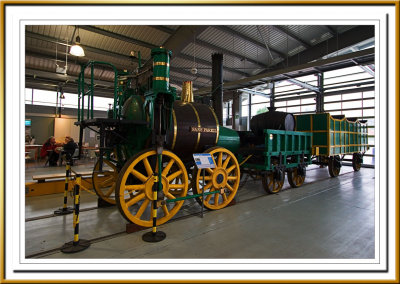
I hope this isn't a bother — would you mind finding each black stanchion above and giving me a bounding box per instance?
[61,174,91,253]
[54,161,74,215]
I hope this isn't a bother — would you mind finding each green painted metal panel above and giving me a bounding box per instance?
[216,126,240,154]
[241,130,312,172]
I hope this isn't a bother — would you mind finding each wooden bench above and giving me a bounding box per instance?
[32,171,93,183]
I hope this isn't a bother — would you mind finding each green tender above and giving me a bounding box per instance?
[243,129,312,171]
[216,126,240,153]
[295,113,369,156]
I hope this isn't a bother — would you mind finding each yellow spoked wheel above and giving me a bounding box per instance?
[193,147,240,210]
[287,167,306,188]
[115,149,188,227]
[92,159,119,205]
[262,170,285,194]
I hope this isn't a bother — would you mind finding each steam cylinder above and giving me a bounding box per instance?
[250,111,295,137]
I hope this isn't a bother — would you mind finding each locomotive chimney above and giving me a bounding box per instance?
[151,47,172,93]
[211,53,223,125]
[181,81,194,103]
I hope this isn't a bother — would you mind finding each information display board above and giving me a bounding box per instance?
[193,153,216,169]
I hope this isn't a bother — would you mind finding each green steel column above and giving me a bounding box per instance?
[113,72,118,119]
[77,72,81,121]
[90,64,94,119]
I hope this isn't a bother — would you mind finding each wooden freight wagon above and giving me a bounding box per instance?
[295,113,368,177]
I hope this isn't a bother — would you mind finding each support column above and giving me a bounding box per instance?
[211,53,223,125]
[232,93,240,130]
[247,93,252,131]
[226,101,230,126]
[316,73,324,113]
[269,82,276,111]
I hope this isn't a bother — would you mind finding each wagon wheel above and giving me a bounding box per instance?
[92,159,119,205]
[262,169,285,194]
[352,153,362,172]
[287,167,306,188]
[115,149,188,227]
[193,147,240,210]
[328,155,341,177]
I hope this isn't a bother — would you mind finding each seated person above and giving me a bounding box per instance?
[61,136,78,165]
[40,136,62,166]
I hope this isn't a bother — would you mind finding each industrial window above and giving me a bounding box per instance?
[25,88,113,111]
[244,64,375,166]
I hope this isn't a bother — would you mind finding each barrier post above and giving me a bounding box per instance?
[61,174,91,253]
[201,168,205,218]
[54,160,74,215]
[142,152,166,242]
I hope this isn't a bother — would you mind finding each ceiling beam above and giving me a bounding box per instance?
[325,25,337,35]
[212,25,286,59]
[272,26,311,49]
[26,31,141,64]
[149,25,175,34]
[177,53,248,77]
[282,25,374,69]
[195,38,269,69]
[161,26,208,57]
[25,48,130,80]
[285,77,319,93]
[79,25,158,50]
[194,47,374,95]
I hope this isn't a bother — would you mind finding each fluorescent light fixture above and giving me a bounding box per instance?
[69,35,85,57]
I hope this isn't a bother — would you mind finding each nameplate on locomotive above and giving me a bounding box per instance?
[190,126,218,133]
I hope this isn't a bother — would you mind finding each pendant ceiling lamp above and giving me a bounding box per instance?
[69,27,85,57]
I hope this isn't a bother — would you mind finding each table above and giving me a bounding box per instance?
[82,146,98,159]
[25,144,42,160]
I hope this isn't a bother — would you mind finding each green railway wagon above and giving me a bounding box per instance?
[295,113,369,177]
[241,129,312,194]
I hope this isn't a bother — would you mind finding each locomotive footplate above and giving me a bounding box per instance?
[75,118,148,170]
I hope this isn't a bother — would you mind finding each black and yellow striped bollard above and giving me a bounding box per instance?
[54,161,74,215]
[61,174,91,253]
[142,153,166,242]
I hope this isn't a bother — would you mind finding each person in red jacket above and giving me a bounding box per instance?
[40,136,62,166]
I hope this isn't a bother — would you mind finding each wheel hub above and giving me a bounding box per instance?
[144,175,169,200]
[212,168,227,188]
[216,173,224,183]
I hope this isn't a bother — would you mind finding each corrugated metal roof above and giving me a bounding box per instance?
[24,24,372,96]
[96,25,168,47]
[198,26,268,65]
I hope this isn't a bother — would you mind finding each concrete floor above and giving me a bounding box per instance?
[25,161,375,259]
